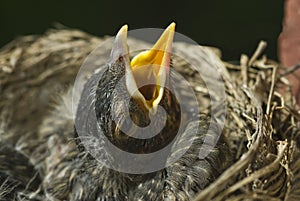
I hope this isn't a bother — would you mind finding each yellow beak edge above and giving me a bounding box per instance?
[127,23,176,114]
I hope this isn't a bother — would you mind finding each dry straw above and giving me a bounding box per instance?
[0,25,299,200]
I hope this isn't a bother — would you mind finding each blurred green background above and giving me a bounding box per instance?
[0,0,283,61]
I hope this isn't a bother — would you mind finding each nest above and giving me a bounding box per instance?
[0,26,299,201]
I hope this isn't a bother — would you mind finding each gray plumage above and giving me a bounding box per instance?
[0,36,232,201]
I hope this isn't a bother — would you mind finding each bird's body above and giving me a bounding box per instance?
[35,89,230,201]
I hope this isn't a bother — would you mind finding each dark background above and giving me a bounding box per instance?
[0,0,284,61]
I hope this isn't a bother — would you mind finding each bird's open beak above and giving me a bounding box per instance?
[111,23,175,114]
[129,23,175,114]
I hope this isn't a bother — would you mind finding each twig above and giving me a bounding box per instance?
[240,54,248,85]
[248,41,267,66]
[280,63,300,77]
[266,67,277,115]
[226,193,282,201]
[213,141,287,201]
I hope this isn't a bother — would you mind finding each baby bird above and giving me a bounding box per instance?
[1,23,232,201]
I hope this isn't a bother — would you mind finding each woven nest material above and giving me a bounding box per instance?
[0,26,299,201]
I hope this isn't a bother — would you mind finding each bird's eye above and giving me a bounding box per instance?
[118,56,123,62]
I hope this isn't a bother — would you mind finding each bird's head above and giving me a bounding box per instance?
[94,23,180,154]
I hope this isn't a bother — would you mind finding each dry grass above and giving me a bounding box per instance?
[0,26,299,200]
